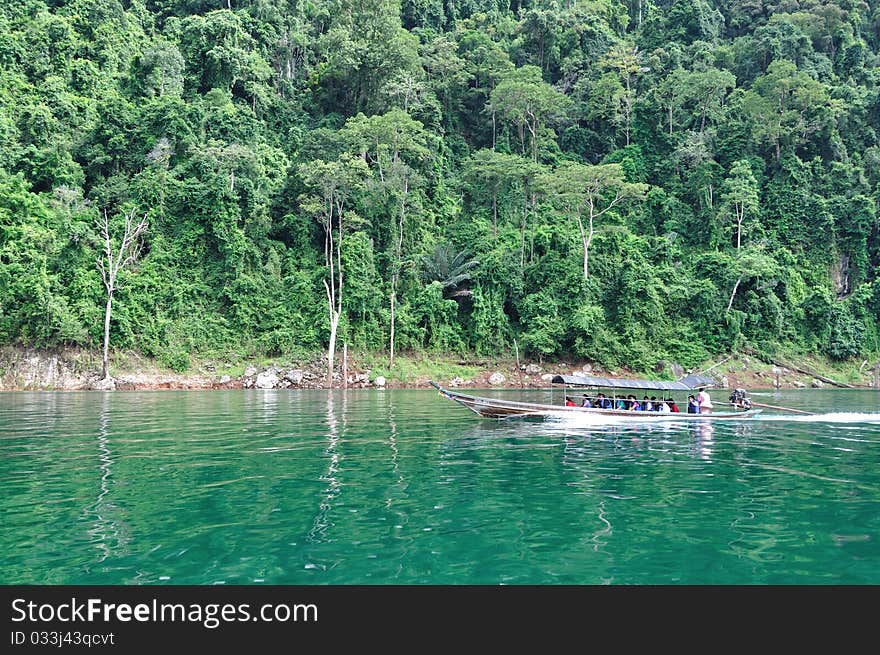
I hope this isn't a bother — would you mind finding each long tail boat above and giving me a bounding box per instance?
[429,374,761,420]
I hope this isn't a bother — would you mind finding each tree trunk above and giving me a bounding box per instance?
[389,178,407,369]
[726,276,742,313]
[529,118,538,162]
[736,207,743,249]
[586,209,594,279]
[389,288,396,369]
[528,191,536,263]
[327,309,338,388]
[492,191,498,239]
[342,342,348,389]
[575,210,589,280]
[102,292,113,379]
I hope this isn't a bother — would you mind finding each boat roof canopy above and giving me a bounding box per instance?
[550,374,716,391]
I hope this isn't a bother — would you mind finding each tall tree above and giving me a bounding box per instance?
[722,159,759,250]
[549,161,647,279]
[299,155,370,387]
[598,44,646,147]
[462,149,523,238]
[739,59,839,160]
[96,208,149,381]
[341,109,431,367]
[487,65,571,161]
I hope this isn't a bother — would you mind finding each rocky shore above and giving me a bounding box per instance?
[2,346,876,392]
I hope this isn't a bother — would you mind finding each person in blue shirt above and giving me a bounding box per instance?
[687,394,699,414]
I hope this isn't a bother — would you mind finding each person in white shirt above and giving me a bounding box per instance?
[696,387,713,414]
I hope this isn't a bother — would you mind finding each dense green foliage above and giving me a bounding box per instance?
[1,0,878,372]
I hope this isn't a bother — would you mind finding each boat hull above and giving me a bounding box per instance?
[429,382,761,420]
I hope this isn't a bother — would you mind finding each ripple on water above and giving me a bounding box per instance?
[1,389,879,584]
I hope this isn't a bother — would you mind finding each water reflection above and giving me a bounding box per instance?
[3,390,879,584]
[590,500,613,553]
[689,421,715,461]
[82,394,129,562]
[307,394,341,546]
[385,393,405,488]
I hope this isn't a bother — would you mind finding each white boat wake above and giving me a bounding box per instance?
[545,411,880,426]
[756,412,880,423]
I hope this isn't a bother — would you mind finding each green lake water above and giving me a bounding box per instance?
[1,388,879,585]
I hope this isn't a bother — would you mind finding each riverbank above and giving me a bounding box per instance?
[1,346,876,392]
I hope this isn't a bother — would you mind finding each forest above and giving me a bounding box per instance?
[1,0,879,379]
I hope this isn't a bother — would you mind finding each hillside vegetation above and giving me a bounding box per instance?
[1,0,878,378]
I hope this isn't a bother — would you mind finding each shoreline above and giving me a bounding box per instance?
[2,346,876,392]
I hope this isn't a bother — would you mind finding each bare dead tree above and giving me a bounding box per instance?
[96,208,149,380]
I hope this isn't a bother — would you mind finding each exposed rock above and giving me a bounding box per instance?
[488,371,505,385]
[540,373,554,381]
[792,380,806,388]
[219,375,231,384]
[525,364,542,375]
[720,376,729,389]
[449,377,463,388]
[244,365,257,378]
[255,370,279,389]
[0,349,90,390]
[671,362,685,378]
[284,369,304,385]
[581,363,593,373]
[811,379,824,388]
[90,376,116,391]
[374,376,386,387]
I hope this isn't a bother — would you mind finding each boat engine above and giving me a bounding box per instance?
[729,388,752,409]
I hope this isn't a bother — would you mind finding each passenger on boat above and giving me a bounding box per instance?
[630,395,642,411]
[697,387,713,414]
[596,393,612,409]
[687,395,699,413]
[667,398,680,412]
[565,397,577,407]
[615,398,627,410]
[643,396,652,411]
[658,399,670,413]
[650,396,660,411]
[581,395,592,408]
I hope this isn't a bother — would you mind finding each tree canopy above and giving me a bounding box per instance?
[1,0,877,373]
